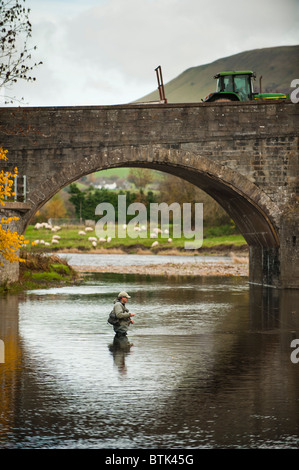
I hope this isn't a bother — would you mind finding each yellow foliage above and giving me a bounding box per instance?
[41,194,67,219]
[0,147,25,265]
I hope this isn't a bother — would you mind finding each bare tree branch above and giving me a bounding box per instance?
[0,0,42,103]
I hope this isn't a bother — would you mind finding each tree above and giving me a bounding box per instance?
[38,194,67,221]
[128,168,153,190]
[158,174,231,227]
[67,183,156,223]
[0,0,42,102]
[0,147,26,264]
[68,183,85,221]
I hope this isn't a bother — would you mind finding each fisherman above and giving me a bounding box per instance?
[112,291,135,337]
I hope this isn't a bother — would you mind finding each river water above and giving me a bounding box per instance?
[1,254,299,449]
[59,252,232,267]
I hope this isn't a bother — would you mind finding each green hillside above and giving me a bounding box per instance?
[138,45,299,103]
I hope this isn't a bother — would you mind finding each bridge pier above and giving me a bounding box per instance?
[279,213,299,289]
[0,204,30,285]
[249,246,280,288]
[249,212,299,289]
[0,256,19,285]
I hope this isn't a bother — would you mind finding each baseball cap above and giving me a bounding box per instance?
[118,291,131,299]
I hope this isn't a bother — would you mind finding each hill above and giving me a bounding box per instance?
[138,45,299,103]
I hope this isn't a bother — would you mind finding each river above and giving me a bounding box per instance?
[58,252,233,267]
[1,254,299,449]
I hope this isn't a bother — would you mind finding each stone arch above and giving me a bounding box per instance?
[22,145,280,249]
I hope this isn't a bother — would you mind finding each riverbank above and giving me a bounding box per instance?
[0,253,78,293]
[0,244,248,293]
[57,241,249,277]
[71,252,249,278]
[55,242,248,256]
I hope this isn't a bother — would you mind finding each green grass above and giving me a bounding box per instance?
[202,234,246,247]
[94,168,131,178]
[24,271,63,282]
[23,224,246,253]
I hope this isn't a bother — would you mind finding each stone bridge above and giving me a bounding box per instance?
[0,101,298,288]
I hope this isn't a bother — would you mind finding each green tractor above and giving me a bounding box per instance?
[203,70,288,102]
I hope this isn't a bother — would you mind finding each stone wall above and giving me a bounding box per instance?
[0,207,23,285]
[0,257,19,284]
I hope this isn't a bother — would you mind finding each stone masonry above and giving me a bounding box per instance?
[0,100,298,287]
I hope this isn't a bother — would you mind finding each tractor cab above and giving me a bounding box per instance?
[204,71,255,102]
[204,70,288,102]
[215,71,255,101]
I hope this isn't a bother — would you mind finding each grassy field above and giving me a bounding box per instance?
[23,224,247,254]
[94,168,131,178]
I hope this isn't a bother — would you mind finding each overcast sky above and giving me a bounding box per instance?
[4,0,299,106]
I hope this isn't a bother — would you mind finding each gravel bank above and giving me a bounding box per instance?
[72,258,249,277]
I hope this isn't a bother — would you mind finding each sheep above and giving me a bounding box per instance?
[78,230,86,236]
[35,222,54,230]
[150,233,158,238]
[52,235,61,240]
[92,241,97,247]
[151,241,159,248]
[40,223,52,230]
[52,239,59,244]
[88,237,97,242]
[85,227,93,232]
[168,238,172,243]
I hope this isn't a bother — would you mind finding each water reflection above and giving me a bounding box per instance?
[109,335,133,376]
[0,273,299,449]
